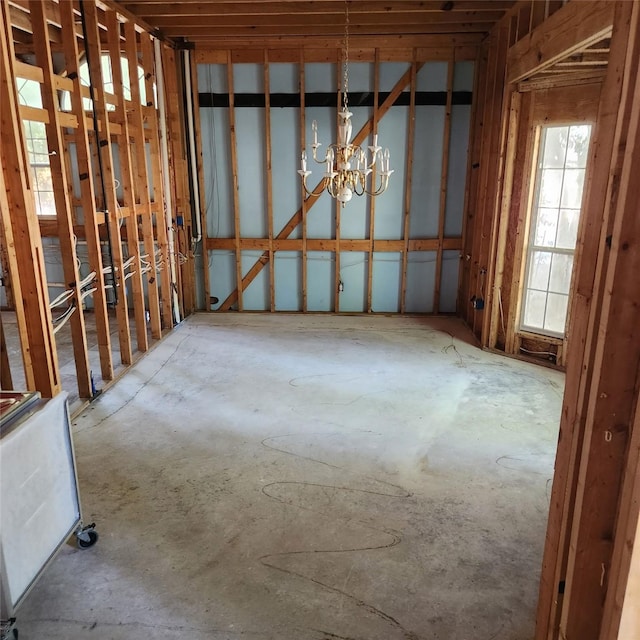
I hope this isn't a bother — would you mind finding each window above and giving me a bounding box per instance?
[520,124,592,337]
[17,78,55,217]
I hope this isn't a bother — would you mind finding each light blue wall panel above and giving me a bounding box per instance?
[410,105,445,238]
[208,251,236,310]
[416,62,448,92]
[307,251,334,311]
[275,251,302,311]
[269,63,298,93]
[342,62,373,92]
[233,64,264,93]
[445,105,471,237]
[200,107,234,237]
[339,252,367,312]
[405,251,437,313]
[198,64,227,93]
[305,107,336,239]
[235,108,267,237]
[305,63,336,92]
[379,62,410,92]
[271,108,302,239]
[453,61,475,92]
[440,250,460,313]
[242,250,269,310]
[375,106,408,239]
[371,252,402,312]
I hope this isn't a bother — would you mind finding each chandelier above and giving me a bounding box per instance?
[298,1,393,204]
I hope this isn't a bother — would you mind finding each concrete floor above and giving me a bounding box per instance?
[14,314,564,640]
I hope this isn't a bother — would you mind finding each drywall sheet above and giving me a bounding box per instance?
[445,105,472,237]
[235,107,267,237]
[339,251,367,312]
[275,251,302,311]
[241,250,269,310]
[0,393,79,615]
[375,106,408,239]
[271,107,301,239]
[371,252,402,312]
[405,251,437,313]
[410,105,445,238]
[304,107,336,239]
[208,251,236,310]
[440,250,461,313]
[306,251,334,311]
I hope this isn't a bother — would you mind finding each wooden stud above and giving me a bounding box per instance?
[30,0,92,399]
[82,0,133,366]
[265,51,275,312]
[433,55,454,314]
[536,3,636,638]
[400,55,417,314]
[366,49,380,314]
[123,21,162,341]
[141,31,174,330]
[300,51,308,312]
[105,13,149,354]
[227,51,243,311]
[0,1,60,396]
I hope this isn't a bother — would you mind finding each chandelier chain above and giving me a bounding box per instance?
[343,0,349,110]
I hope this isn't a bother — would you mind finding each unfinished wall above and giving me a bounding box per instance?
[462,1,640,639]
[194,49,474,314]
[0,1,197,403]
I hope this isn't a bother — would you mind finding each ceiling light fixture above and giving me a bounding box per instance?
[298,0,393,205]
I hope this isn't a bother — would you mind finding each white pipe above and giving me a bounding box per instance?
[183,49,202,246]
[155,38,181,324]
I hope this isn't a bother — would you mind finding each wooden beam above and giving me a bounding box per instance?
[58,0,113,382]
[0,312,13,390]
[265,52,275,312]
[30,0,92,399]
[82,0,133,365]
[123,20,162,340]
[140,30,174,329]
[0,1,59,396]
[558,1,640,637]
[535,2,637,638]
[507,0,614,83]
[366,49,380,313]
[299,52,307,312]
[106,13,149,353]
[400,56,417,314]
[433,56,454,314]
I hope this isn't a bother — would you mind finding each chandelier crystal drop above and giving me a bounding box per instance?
[298,1,393,205]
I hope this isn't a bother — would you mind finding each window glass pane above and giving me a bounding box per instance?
[561,169,586,208]
[556,208,580,250]
[539,169,563,207]
[36,191,56,217]
[34,167,53,192]
[549,253,573,294]
[534,208,558,247]
[16,78,42,108]
[545,293,569,334]
[523,289,546,329]
[529,251,551,291]
[566,125,591,168]
[541,126,568,168]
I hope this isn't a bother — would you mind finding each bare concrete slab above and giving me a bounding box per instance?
[14,314,564,640]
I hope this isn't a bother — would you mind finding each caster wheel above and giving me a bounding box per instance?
[77,530,98,549]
